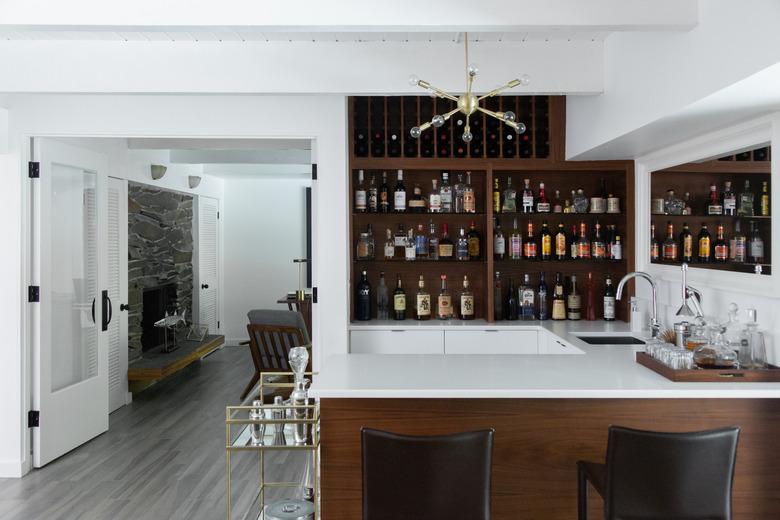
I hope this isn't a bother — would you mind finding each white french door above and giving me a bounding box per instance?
[196,196,219,334]
[107,177,129,413]
[32,138,110,467]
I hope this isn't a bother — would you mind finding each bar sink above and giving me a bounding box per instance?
[576,336,646,345]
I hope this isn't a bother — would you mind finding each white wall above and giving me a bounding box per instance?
[222,175,312,344]
[0,94,347,477]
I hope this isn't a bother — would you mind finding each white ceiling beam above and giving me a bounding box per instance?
[0,40,603,94]
[0,0,697,31]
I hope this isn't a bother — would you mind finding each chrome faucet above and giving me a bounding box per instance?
[616,271,661,338]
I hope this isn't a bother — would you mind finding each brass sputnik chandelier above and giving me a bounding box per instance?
[408,32,530,143]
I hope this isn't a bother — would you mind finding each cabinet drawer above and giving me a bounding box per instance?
[444,330,538,355]
[539,331,585,355]
[350,330,445,354]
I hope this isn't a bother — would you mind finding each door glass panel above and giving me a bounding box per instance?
[51,163,98,392]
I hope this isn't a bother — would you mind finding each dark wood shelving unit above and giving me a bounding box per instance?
[349,95,635,322]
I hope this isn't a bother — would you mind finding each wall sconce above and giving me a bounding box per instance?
[150,164,167,180]
[188,176,202,189]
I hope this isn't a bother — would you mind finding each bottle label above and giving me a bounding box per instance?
[571,242,579,259]
[493,192,501,213]
[650,243,659,260]
[439,244,454,257]
[552,300,566,320]
[761,195,770,216]
[555,234,566,256]
[415,235,427,255]
[607,197,620,214]
[589,198,605,213]
[355,190,367,210]
[494,237,506,255]
[440,189,452,210]
[733,239,746,262]
[699,238,711,257]
[541,235,552,256]
[567,294,581,320]
[509,236,521,257]
[405,246,416,261]
[577,242,590,259]
[384,244,394,258]
[460,295,474,316]
[663,243,678,260]
[521,289,534,306]
[394,191,406,210]
[394,234,406,247]
[437,295,453,318]
[751,240,764,258]
[429,194,442,212]
[611,243,623,260]
[416,294,431,316]
[603,297,616,320]
[714,244,728,261]
[463,191,476,212]
[524,242,537,258]
[408,199,426,209]
[468,237,480,257]
[368,190,377,211]
[536,202,550,213]
[682,237,693,258]
[592,243,606,259]
[380,191,389,209]
[393,294,406,312]
[707,204,723,215]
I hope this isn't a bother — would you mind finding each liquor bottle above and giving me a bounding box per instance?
[714,224,729,263]
[591,222,606,260]
[368,174,378,213]
[383,228,395,259]
[453,173,465,213]
[366,224,375,259]
[749,222,764,264]
[388,131,401,157]
[524,220,538,260]
[456,227,469,261]
[577,222,591,260]
[415,223,428,259]
[706,184,723,215]
[506,278,518,320]
[393,170,406,213]
[460,275,475,320]
[590,179,607,214]
[521,178,535,214]
[567,275,582,321]
[573,189,589,214]
[730,220,747,263]
[493,272,504,321]
[584,272,597,321]
[379,171,390,213]
[467,221,481,260]
[393,275,406,320]
[440,172,453,213]
[415,275,431,321]
[760,181,770,217]
[409,184,426,213]
[439,223,454,260]
[554,223,568,261]
[650,221,660,262]
[679,222,693,263]
[697,224,712,263]
[355,270,372,321]
[502,177,517,213]
[355,170,367,213]
[519,273,535,320]
[607,192,621,214]
[463,172,476,213]
[493,178,501,213]
[427,220,439,260]
[682,192,692,216]
[540,221,552,261]
[376,272,389,320]
[611,233,623,261]
[404,229,416,261]
[509,217,522,260]
[494,218,506,261]
[551,273,566,320]
[437,275,453,320]
[394,223,407,256]
[536,182,551,213]
[537,272,548,320]
[603,275,616,321]
[662,221,678,262]
[428,179,442,213]
[722,181,736,216]
[553,190,563,213]
[738,180,755,216]
[570,224,579,260]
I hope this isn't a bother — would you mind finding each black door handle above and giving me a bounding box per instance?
[120,303,130,312]
[91,298,96,324]
[101,290,113,331]
[201,284,209,289]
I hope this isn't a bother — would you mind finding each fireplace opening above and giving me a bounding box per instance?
[141,283,178,351]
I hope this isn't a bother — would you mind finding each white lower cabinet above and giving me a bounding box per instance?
[350,330,445,354]
[444,330,538,355]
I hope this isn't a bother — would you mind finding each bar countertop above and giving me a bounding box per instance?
[311,321,780,399]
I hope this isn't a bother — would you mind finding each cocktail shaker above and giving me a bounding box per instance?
[291,379,310,444]
[272,395,287,446]
[249,399,265,445]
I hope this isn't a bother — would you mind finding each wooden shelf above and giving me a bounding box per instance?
[657,162,771,175]
[128,335,224,384]
[651,260,771,275]
[651,214,770,220]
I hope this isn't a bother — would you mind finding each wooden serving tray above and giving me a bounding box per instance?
[636,352,780,382]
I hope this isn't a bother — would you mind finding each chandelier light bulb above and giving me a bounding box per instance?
[519,74,531,86]
[503,111,516,122]
[431,114,445,128]
[467,63,479,76]
[462,130,474,143]
[410,126,422,138]
[408,74,421,86]
[514,122,527,134]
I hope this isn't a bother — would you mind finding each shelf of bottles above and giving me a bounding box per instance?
[650,151,771,276]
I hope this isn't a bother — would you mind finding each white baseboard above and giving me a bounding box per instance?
[0,458,26,478]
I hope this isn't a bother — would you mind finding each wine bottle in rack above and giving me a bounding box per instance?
[403,96,419,158]
[518,97,533,158]
[386,97,402,157]
[419,97,435,157]
[485,97,501,158]
[754,147,769,161]
[534,96,550,158]
[370,96,385,157]
[469,111,484,158]
[354,97,369,157]
[452,112,468,158]
[436,99,453,158]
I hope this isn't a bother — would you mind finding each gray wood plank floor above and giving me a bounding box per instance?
[0,346,307,520]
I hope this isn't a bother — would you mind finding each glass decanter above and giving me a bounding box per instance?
[664,189,685,215]
[740,308,767,369]
[572,189,589,214]
[693,326,739,369]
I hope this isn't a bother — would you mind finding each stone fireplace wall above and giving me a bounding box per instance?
[128,182,194,361]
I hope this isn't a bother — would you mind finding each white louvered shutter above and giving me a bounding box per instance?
[107,178,128,412]
[198,197,219,333]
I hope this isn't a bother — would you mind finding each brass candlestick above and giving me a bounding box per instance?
[293,258,308,301]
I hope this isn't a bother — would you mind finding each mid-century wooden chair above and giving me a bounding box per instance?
[241,309,312,400]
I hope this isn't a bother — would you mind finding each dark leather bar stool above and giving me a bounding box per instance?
[362,428,494,520]
[577,425,740,520]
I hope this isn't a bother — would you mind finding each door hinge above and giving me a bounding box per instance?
[28,161,40,179]
[311,163,317,180]
[312,286,318,303]
[28,410,39,428]
[28,285,40,302]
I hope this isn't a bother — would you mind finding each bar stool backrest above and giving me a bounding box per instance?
[605,425,740,520]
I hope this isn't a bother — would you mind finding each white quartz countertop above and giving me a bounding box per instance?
[311,321,780,399]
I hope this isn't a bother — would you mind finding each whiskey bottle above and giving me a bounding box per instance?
[404,229,416,261]
[509,217,522,260]
[570,224,579,260]
[749,222,765,264]
[521,178,535,214]
[551,273,566,320]
[554,223,568,261]
[440,172,453,213]
[603,274,616,321]
[394,223,407,256]
[456,227,469,261]
[697,223,712,263]
[415,223,428,259]
[467,221,481,260]
[460,275,475,320]
[760,181,770,217]
[553,190,563,213]
[409,184,426,213]
[393,275,406,320]
[415,275,431,321]
[591,222,606,260]
[679,222,693,263]
[355,270,372,321]
[584,272,597,321]
[524,220,538,260]
[494,218,506,261]
[590,178,607,214]
[436,275,453,320]
[368,174,378,213]
[722,181,736,216]
[519,273,535,321]
[730,220,747,263]
[379,171,390,213]
[393,170,407,213]
[537,272,548,320]
[493,272,504,321]
[662,221,678,262]
[706,184,723,215]
[493,178,501,213]
[506,278,518,320]
[501,177,517,213]
[463,171,476,213]
[536,182,551,213]
[453,173,465,213]
[650,221,660,262]
[611,233,623,261]
[428,179,442,213]
[355,170,367,213]
[438,223,455,260]
[738,180,755,216]
[383,228,395,259]
[576,222,591,260]
[714,224,729,263]
[540,221,552,261]
[567,275,582,321]
[427,221,440,260]
[376,272,389,320]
